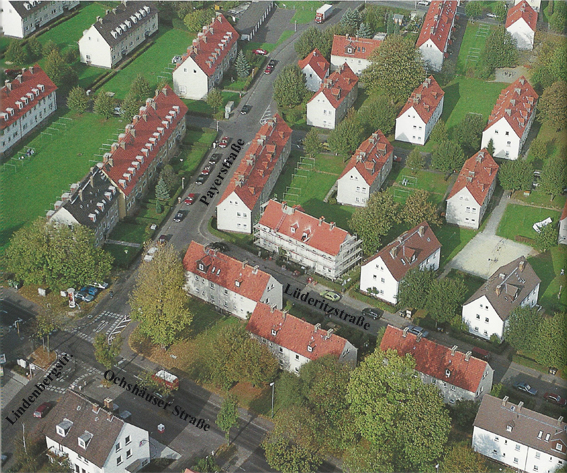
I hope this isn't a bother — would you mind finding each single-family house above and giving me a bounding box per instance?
[559,201,567,245]
[330,34,382,75]
[298,48,330,92]
[506,0,537,50]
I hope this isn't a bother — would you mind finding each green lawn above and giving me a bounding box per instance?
[436,224,478,268]
[108,223,148,244]
[455,22,496,75]
[527,245,567,312]
[391,168,451,197]
[183,92,240,117]
[512,189,567,211]
[103,243,142,269]
[497,204,561,244]
[275,1,325,24]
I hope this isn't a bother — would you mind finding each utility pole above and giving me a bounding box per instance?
[22,423,27,454]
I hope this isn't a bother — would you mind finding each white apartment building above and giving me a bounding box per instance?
[515,0,541,12]
[506,0,537,50]
[298,48,330,92]
[254,199,362,280]
[330,34,382,75]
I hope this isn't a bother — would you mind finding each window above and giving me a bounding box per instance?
[495,130,499,134]
[485,317,489,323]
[505,131,510,136]
[476,314,480,319]
[506,141,511,147]
[516,444,521,451]
[474,327,479,332]
[533,466,538,472]
[295,354,299,360]
[536,452,541,459]
[126,450,132,459]
[279,347,283,353]
[495,437,499,442]
[117,456,123,466]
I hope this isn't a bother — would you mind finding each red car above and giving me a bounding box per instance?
[201,168,211,176]
[253,49,268,55]
[34,402,50,418]
[544,393,567,407]
[219,137,229,148]
[394,155,403,163]
[264,65,274,74]
[184,193,196,205]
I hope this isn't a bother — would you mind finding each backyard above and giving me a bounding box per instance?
[497,203,561,244]
[455,21,496,75]
[528,245,567,312]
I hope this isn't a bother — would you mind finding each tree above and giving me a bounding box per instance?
[539,154,567,201]
[400,189,442,227]
[35,310,60,353]
[67,86,89,114]
[341,8,362,34]
[535,222,559,252]
[536,312,567,369]
[426,276,467,325]
[122,92,142,121]
[206,87,223,112]
[465,1,483,18]
[356,95,397,136]
[498,160,533,191]
[538,81,567,131]
[155,200,163,214]
[441,444,488,473]
[453,114,486,156]
[531,36,567,88]
[406,148,425,174]
[505,306,542,353]
[364,4,385,33]
[363,35,426,102]
[193,455,220,473]
[27,36,43,60]
[396,268,435,310]
[303,128,322,158]
[294,26,321,59]
[328,114,365,157]
[184,9,214,32]
[487,138,495,156]
[236,338,279,386]
[350,191,400,255]
[235,50,251,79]
[94,91,115,119]
[14,431,43,473]
[94,333,122,370]
[357,22,373,39]
[42,39,58,57]
[430,119,448,144]
[529,137,548,162]
[160,165,179,193]
[64,47,79,64]
[431,140,465,172]
[206,323,250,389]
[273,64,308,109]
[130,73,152,102]
[483,26,518,72]
[275,371,304,410]
[549,8,567,33]
[343,441,394,473]
[129,244,193,347]
[5,40,29,65]
[493,2,508,23]
[43,49,68,86]
[216,394,239,444]
[450,400,480,429]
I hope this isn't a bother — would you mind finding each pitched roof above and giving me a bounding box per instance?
[258,199,355,257]
[474,395,567,459]
[380,325,489,393]
[307,63,359,109]
[416,0,458,51]
[397,76,444,124]
[506,0,538,31]
[183,241,272,302]
[465,256,541,321]
[298,48,330,80]
[447,149,499,206]
[363,221,441,281]
[339,129,393,186]
[175,14,238,77]
[246,302,352,361]
[217,114,292,210]
[561,201,567,222]
[101,86,188,196]
[331,34,382,60]
[485,76,538,139]
[35,390,126,468]
[0,65,57,131]
[8,0,52,19]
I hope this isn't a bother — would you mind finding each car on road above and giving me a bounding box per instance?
[514,381,538,396]
[406,324,429,338]
[362,307,383,320]
[184,193,196,205]
[158,234,170,245]
[206,242,230,252]
[196,174,208,185]
[543,392,567,406]
[321,290,341,302]
[253,48,268,55]
[417,0,430,5]
[209,153,222,164]
[34,402,51,418]
[173,211,185,223]
[241,104,252,115]
[264,64,274,74]
[218,136,230,148]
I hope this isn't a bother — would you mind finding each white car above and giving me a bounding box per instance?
[90,282,109,290]
[486,13,497,18]
[143,246,159,262]
[417,0,430,5]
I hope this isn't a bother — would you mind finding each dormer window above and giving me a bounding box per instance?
[56,419,73,437]
[197,262,205,272]
[78,432,93,449]
[307,345,313,352]
[557,443,563,452]
[538,430,543,439]
[545,433,551,442]
[271,329,277,336]
[235,280,241,287]
[445,369,451,378]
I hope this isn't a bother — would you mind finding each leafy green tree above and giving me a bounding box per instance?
[450,400,480,430]
[529,137,549,162]
[536,312,567,368]
[184,9,214,32]
[64,47,79,64]
[540,154,567,201]
[426,276,468,325]
[535,222,559,252]
[505,306,542,353]
[498,159,533,191]
[406,148,425,173]
[356,95,397,136]
[35,310,60,353]
[531,37,567,88]
[343,441,394,473]
[303,128,322,158]
[155,200,163,214]
[386,11,394,34]
[206,323,249,389]
[493,2,508,23]
[400,189,442,227]
[236,50,250,79]
[294,26,321,59]
[364,4,385,33]
[94,333,122,370]
[487,138,495,156]
[363,35,426,102]
[27,36,43,59]
[122,92,142,121]
[273,64,308,109]
[341,8,362,34]
[67,86,89,114]
[453,113,486,156]
[328,113,365,157]
[193,455,220,473]
[397,268,435,310]
[549,8,567,33]
[350,191,400,255]
[357,22,373,39]
[5,40,29,65]
[430,119,448,144]
[159,165,179,193]
[155,177,170,201]
[483,26,518,72]
[236,338,279,387]
[130,73,152,101]
[216,394,239,444]
[431,140,465,172]
[42,39,58,57]
[206,87,223,112]
[275,371,303,410]
[465,1,483,18]
[129,244,193,347]
[94,90,115,119]
[441,444,488,473]
[538,81,567,131]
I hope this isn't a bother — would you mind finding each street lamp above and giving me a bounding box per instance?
[181,177,185,189]
[270,382,275,418]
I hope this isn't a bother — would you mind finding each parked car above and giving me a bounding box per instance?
[34,402,51,418]
[209,153,222,164]
[143,246,159,262]
[268,59,277,67]
[173,211,185,223]
[75,291,94,303]
[320,290,341,302]
[417,0,430,5]
[264,64,274,74]
[241,104,252,115]
[158,234,170,245]
[406,324,429,338]
[196,174,208,185]
[207,242,230,252]
[543,392,566,407]
[253,48,268,55]
[184,193,196,205]
[362,307,383,320]
[90,281,109,290]
[513,381,538,396]
[113,107,123,116]
[218,136,230,148]
[81,286,99,297]
[486,13,497,18]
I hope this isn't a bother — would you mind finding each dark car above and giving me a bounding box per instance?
[75,291,94,303]
[184,193,196,205]
[514,381,538,396]
[406,324,429,338]
[173,211,185,223]
[158,234,170,245]
[241,104,252,115]
[543,392,567,406]
[268,59,277,67]
[196,174,208,185]
[34,402,51,418]
[207,242,230,252]
[362,307,383,320]
[209,153,222,164]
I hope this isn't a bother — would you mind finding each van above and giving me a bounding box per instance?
[472,347,491,362]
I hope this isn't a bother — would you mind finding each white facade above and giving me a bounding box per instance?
[306,87,357,130]
[302,63,328,92]
[216,192,251,234]
[337,167,380,207]
[419,39,444,73]
[482,108,536,161]
[507,18,535,50]
[559,212,567,245]
[515,0,541,11]
[446,185,495,230]
[78,27,113,69]
[395,97,444,145]
[330,55,371,75]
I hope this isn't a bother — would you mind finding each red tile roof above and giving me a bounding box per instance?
[307,63,358,110]
[363,221,441,281]
[416,0,458,51]
[447,149,499,206]
[175,14,239,77]
[247,302,351,361]
[506,0,538,31]
[183,241,272,302]
[101,86,187,196]
[0,65,57,131]
[331,34,382,60]
[397,76,444,124]
[380,325,489,393]
[561,201,567,222]
[339,130,393,185]
[217,114,292,210]
[259,199,354,257]
[485,76,538,139]
[298,48,330,80]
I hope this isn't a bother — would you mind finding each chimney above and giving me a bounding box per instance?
[270,305,275,313]
[282,310,288,320]
[451,345,458,356]
[403,327,409,337]
[495,285,502,296]
[390,246,398,259]
[318,216,325,226]
[558,416,564,426]
[242,260,248,269]
[4,80,11,92]
[162,87,168,96]
[517,401,524,412]
[29,66,34,74]
[330,222,336,230]
[325,328,333,340]
[465,351,471,361]
[252,265,258,275]
[97,15,102,23]
[92,404,100,414]
[103,398,113,410]
[418,225,425,237]
[518,260,525,272]
[78,188,83,201]
[16,74,23,83]
[314,323,321,333]
[416,333,422,342]
[502,395,509,406]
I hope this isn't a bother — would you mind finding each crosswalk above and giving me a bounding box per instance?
[69,311,127,343]
[260,105,272,125]
[45,358,105,393]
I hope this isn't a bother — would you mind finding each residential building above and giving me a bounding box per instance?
[481,76,538,160]
[360,222,441,305]
[462,256,541,340]
[100,86,187,219]
[446,149,499,230]
[37,390,150,473]
[254,199,362,280]
[336,129,393,207]
[78,2,158,69]
[380,325,494,404]
[472,395,566,473]
[559,201,567,245]
[306,63,358,130]
[416,0,458,72]
[0,65,57,156]
[515,0,541,12]
[172,14,238,100]
[395,75,444,145]
[506,0,537,50]
[233,1,273,41]
[298,48,330,92]
[216,114,292,234]
[246,302,357,373]
[183,241,283,319]
[330,34,382,75]
[0,0,79,38]
[48,167,119,247]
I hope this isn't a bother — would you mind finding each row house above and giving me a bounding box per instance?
[446,149,499,230]
[330,34,382,75]
[246,302,357,374]
[506,0,538,50]
[473,395,566,473]
[380,325,494,404]
[183,241,283,319]
[481,76,538,160]
[416,0,458,72]
[360,221,441,305]
[216,114,292,234]
[336,129,393,207]
[462,256,541,341]
[0,0,79,38]
[173,14,238,100]
[306,63,358,130]
[36,390,150,473]
[298,48,330,92]
[559,202,567,245]
[254,199,362,280]
[0,65,57,156]
[100,86,187,219]
[47,167,120,247]
[395,75,444,145]
[79,2,158,69]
